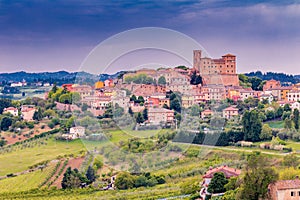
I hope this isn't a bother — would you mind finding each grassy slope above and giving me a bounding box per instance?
[0,138,85,176]
[0,162,56,193]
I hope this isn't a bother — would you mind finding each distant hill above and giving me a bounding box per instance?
[0,71,124,86]
[244,71,299,84]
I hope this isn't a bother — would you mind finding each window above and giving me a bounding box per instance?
[291,191,295,196]
[298,191,300,196]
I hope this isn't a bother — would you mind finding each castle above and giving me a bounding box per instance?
[193,50,239,86]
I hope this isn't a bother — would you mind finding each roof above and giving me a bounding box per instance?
[202,109,213,113]
[270,179,300,190]
[148,108,174,113]
[222,53,236,57]
[4,107,18,111]
[224,106,238,111]
[203,165,241,179]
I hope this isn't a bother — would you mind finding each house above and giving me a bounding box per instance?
[70,126,85,138]
[200,165,241,199]
[95,81,104,89]
[291,101,300,111]
[148,108,174,125]
[21,105,36,121]
[3,107,18,117]
[104,79,114,87]
[263,79,281,91]
[129,102,145,113]
[202,165,241,187]
[223,107,239,120]
[201,109,213,119]
[182,95,194,108]
[260,93,274,104]
[268,178,300,200]
[287,90,300,102]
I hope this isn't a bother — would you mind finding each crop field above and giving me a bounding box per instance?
[0,138,85,176]
[0,161,56,193]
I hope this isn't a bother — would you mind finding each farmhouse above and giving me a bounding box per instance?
[3,107,18,117]
[223,106,239,120]
[268,178,300,200]
[21,105,36,121]
[148,108,174,125]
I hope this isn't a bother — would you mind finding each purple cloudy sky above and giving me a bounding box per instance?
[0,0,299,74]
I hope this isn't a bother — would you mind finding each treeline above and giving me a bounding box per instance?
[245,71,298,84]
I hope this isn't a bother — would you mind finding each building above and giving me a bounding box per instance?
[95,81,104,89]
[268,179,300,200]
[263,79,281,91]
[223,106,239,119]
[288,90,300,102]
[201,109,213,119]
[201,85,226,101]
[200,165,241,199]
[148,108,174,125]
[202,165,241,186]
[21,105,36,121]
[182,95,194,108]
[70,126,85,138]
[72,84,93,99]
[166,84,193,95]
[104,79,114,87]
[260,93,274,104]
[193,50,239,86]
[3,107,18,117]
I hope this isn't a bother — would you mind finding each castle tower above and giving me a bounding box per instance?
[193,50,202,72]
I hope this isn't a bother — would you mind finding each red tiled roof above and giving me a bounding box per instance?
[270,179,300,190]
[224,106,238,111]
[222,53,236,57]
[203,166,241,179]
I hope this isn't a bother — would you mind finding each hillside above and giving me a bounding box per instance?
[0,71,124,85]
[245,71,299,84]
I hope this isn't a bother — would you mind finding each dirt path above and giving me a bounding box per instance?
[51,157,85,188]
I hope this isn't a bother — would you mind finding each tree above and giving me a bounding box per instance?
[158,76,166,85]
[86,166,96,184]
[190,71,202,85]
[136,112,144,124]
[61,167,88,189]
[282,154,300,169]
[33,107,43,121]
[170,93,181,113]
[128,107,134,116]
[284,118,294,129]
[59,93,71,104]
[71,92,81,104]
[237,152,278,200]
[81,103,89,112]
[0,139,7,147]
[249,77,264,91]
[0,116,12,131]
[207,172,228,193]
[0,99,12,114]
[293,109,299,130]
[137,96,144,104]
[190,104,201,116]
[115,172,135,190]
[260,124,272,140]
[242,110,262,142]
[283,104,292,112]
[143,108,148,121]
[130,95,137,102]
[275,106,284,118]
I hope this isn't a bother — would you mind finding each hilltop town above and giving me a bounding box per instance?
[0,50,300,200]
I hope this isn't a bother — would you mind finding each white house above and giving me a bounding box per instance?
[3,107,18,117]
[70,126,85,138]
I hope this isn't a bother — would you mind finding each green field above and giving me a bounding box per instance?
[0,138,85,176]
[0,162,56,193]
